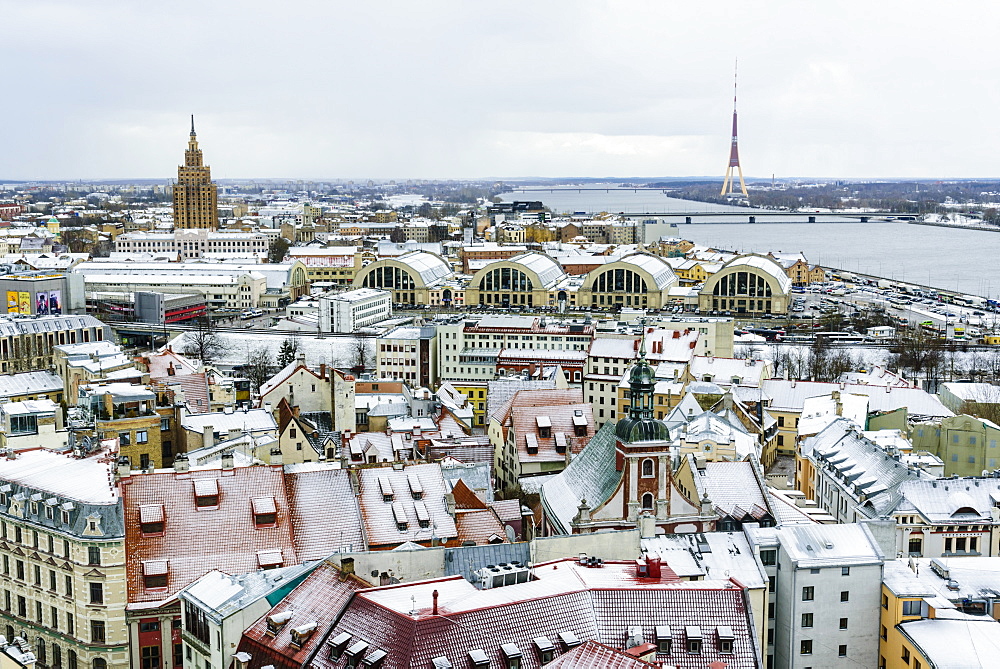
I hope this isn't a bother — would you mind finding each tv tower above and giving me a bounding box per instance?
[720,60,749,198]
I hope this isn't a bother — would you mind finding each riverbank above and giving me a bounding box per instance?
[909,220,1000,233]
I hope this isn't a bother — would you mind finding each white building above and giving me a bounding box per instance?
[319,288,392,333]
[748,523,886,669]
[114,229,269,260]
[375,325,438,387]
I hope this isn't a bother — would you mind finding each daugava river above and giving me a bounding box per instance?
[498,187,998,300]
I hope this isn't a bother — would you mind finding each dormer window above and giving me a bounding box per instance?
[142,560,168,590]
[500,643,523,669]
[344,640,369,669]
[251,497,277,527]
[686,626,702,654]
[717,626,735,654]
[655,626,672,653]
[414,501,430,529]
[378,476,394,503]
[327,632,352,659]
[193,479,220,509]
[257,548,283,570]
[468,650,489,669]
[391,502,408,531]
[139,505,165,536]
[265,611,292,636]
[407,474,423,500]
[533,637,554,664]
[525,434,539,455]
[573,410,587,437]
[536,416,551,439]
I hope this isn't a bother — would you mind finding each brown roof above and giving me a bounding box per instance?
[284,465,366,558]
[455,508,507,545]
[123,466,298,609]
[357,463,457,549]
[510,402,594,463]
[237,561,369,669]
[546,640,659,668]
[450,478,486,510]
[494,388,584,426]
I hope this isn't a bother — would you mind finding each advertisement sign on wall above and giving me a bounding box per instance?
[17,292,30,315]
[48,290,61,316]
[6,291,16,314]
[35,292,49,315]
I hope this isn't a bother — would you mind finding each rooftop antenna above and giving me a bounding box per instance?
[720,59,749,199]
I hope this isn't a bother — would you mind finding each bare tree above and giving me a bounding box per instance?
[243,346,276,394]
[183,318,223,365]
[351,338,374,373]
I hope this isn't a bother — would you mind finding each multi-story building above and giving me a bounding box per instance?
[0,449,128,669]
[748,523,886,669]
[910,413,1000,476]
[0,315,111,375]
[438,315,594,384]
[113,229,268,260]
[78,383,169,470]
[172,117,219,230]
[318,288,392,333]
[286,246,361,284]
[879,558,1000,669]
[376,325,438,388]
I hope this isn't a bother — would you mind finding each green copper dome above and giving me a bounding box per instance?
[615,333,670,444]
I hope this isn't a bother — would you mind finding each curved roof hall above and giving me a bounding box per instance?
[475,252,565,290]
[715,255,792,293]
[360,251,452,287]
[590,253,677,290]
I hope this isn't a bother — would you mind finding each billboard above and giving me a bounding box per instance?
[35,292,49,315]
[17,292,29,315]
[6,291,16,314]
[48,290,62,316]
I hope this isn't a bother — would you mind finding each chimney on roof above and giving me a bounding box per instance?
[173,452,189,474]
[339,557,355,580]
[319,363,326,379]
[672,330,680,339]
[432,589,439,615]
[269,447,283,467]
[221,449,234,471]
[203,424,214,450]
[116,456,131,480]
[445,492,456,517]
[647,555,662,578]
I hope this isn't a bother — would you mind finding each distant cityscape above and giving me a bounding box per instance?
[0,118,998,669]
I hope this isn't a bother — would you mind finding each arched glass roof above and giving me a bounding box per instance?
[718,255,792,293]
[609,253,677,290]
[391,251,452,287]
[506,252,565,289]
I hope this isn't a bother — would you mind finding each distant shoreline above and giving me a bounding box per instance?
[909,220,1000,233]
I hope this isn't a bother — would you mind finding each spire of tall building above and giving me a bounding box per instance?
[173,116,219,230]
[720,60,749,199]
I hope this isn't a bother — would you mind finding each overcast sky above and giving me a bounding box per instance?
[4,0,999,180]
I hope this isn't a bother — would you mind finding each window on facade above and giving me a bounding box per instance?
[902,647,910,662]
[760,549,776,566]
[91,620,106,643]
[840,591,850,602]
[87,547,100,566]
[839,618,848,630]
[839,645,847,657]
[801,613,813,628]
[141,645,160,669]
[802,586,814,601]
[902,600,922,616]
[89,582,103,605]
[800,640,812,655]
[10,415,37,435]
[641,459,654,478]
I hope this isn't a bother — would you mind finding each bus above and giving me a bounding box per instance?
[953,326,966,341]
[813,332,868,345]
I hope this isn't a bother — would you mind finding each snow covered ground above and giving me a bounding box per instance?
[170,331,366,369]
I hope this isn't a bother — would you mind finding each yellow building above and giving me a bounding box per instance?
[0,450,128,669]
[451,381,487,428]
[879,561,1000,669]
[172,116,219,230]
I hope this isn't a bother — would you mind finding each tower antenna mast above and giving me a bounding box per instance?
[720,59,749,198]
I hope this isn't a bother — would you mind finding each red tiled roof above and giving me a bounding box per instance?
[510,402,594,463]
[155,371,211,412]
[237,561,368,669]
[546,640,658,668]
[454,508,506,546]
[284,465,365,558]
[309,560,757,669]
[451,479,486,511]
[123,466,297,609]
[491,499,522,523]
[357,464,457,549]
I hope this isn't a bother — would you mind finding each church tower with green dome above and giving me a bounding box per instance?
[615,338,670,444]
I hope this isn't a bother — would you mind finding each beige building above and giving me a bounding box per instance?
[578,253,677,310]
[172,117,218,230]
[698,254,792,315]
[353,251,453,306]
[466,252,566,309]
[0,450,128,669]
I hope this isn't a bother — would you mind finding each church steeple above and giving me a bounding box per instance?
[190,114,196,136]
[615,329,670,443]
